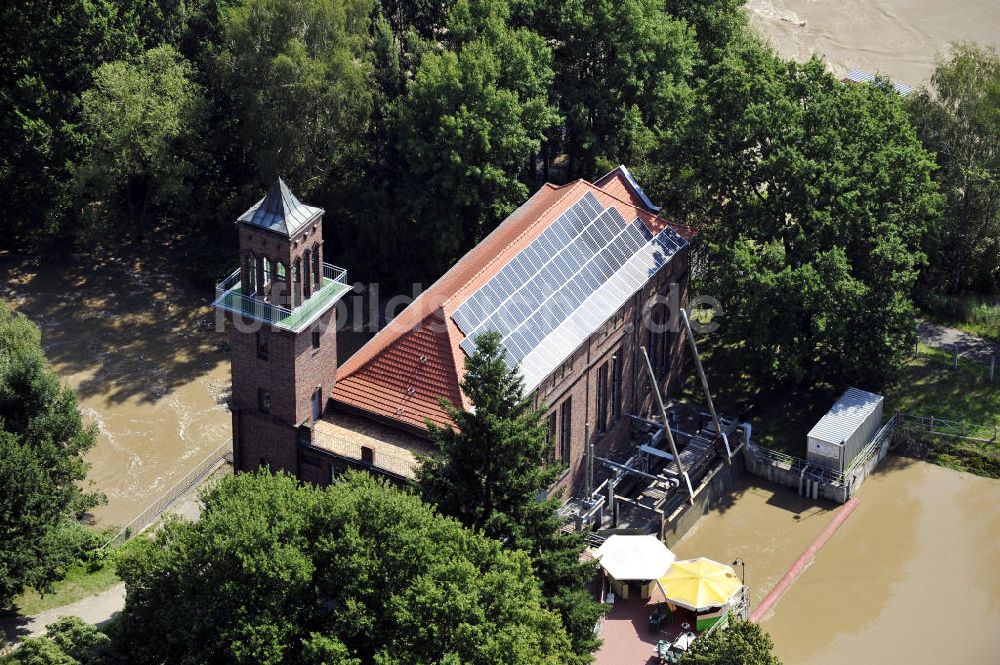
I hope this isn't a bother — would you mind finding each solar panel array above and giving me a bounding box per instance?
[452,191,688,377]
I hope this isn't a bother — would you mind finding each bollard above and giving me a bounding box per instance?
[954,352,958,369]
[991,356,996,382]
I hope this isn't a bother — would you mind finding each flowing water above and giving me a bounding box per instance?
[2,256,232,527]
[673,458,1000,664]
[747,0,1000,88]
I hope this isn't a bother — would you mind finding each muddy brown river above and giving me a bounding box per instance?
[748,0,1000,87]
[675,458,1000,664]
[2,257,232,527]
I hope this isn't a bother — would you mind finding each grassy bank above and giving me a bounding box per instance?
[920,293,1000,343]
[885,346,1000,425]
[893,428,1000,479]
[10,560,120,616]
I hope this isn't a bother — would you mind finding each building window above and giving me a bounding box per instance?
[659,328,673,375]
[646,304,657,368]
[312,330,321,350]
[611,352,623,419]
[547,412,557,461]
[596,362,609,433]
[560,398,572,463]
[312,245,321,284]
[258,388,271,414]
[256,331,268,360]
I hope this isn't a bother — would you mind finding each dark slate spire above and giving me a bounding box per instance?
[237,178,323,236]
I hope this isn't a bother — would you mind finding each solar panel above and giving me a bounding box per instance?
[454,192,688,382]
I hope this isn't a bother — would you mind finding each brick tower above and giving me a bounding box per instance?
[213,178,349,476]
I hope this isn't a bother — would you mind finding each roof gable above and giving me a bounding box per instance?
[237,178,323,237]
[332,167,696,433]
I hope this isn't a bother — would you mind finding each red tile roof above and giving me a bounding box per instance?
[331,167,697,435]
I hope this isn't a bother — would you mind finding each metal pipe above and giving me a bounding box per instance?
[678,308,727,463]
[641,346,694,503]
[594,456,669,482]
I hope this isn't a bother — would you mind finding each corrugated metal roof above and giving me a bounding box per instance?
[237,178,323,237]
[843,69,913,96]
[807,387,884,446]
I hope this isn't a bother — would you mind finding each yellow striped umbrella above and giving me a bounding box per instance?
[652,557,742,611]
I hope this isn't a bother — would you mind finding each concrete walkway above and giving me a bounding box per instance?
[1,465,229,649]
[2,584,126,644]
[916,320,1000,365]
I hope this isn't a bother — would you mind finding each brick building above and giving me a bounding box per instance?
[215,166,697,496]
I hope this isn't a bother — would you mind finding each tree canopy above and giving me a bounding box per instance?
[680,620,782,665]
[109,470,575,665]
[417,332,605,661]
[0,0,988,389]
[395,0,559,277]
[908,42,1000,293]
[0,302,100,608]
[74,44,206,242]
[652,40,942,388]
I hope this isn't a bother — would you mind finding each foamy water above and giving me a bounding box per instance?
[3,258,232,527]
[747,0,1000,88]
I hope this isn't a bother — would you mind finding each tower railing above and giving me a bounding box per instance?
[214,262,348,331]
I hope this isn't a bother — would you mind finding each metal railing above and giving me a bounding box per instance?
[899,414,999,444]
[843,414,898,476]
[100,443,232,550]
[745,443,847,485]
[213,263,348,330]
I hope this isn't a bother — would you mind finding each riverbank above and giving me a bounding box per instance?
[1,254,232,527]
[1,463,231,648]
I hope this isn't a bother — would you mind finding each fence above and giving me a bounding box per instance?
[899,414,999,444]
[100,443,232,550]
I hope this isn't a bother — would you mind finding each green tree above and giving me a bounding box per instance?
[73,45,206,243]
[417,332,605,661]
[518,0,697,180]
[113,471,575,665]
[654,41,941,388]
[215,0,375,197]
[664,0,748,67]
[0,303,100,608]
[395,0,559,280]
[908,42,1000,293]
[2,617,112,665]
[0,0,218,252]
[680,621,782,665]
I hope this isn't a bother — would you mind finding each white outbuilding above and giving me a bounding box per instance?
[807,387,884,473]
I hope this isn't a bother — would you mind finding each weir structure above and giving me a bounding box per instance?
[562,308,746,545]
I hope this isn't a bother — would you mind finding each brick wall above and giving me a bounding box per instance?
[226,302,339,476]
[231,408,300,474]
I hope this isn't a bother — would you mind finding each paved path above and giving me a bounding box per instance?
[916,320,1000,365]
[1,584,126,645]
[1,465,229,649]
